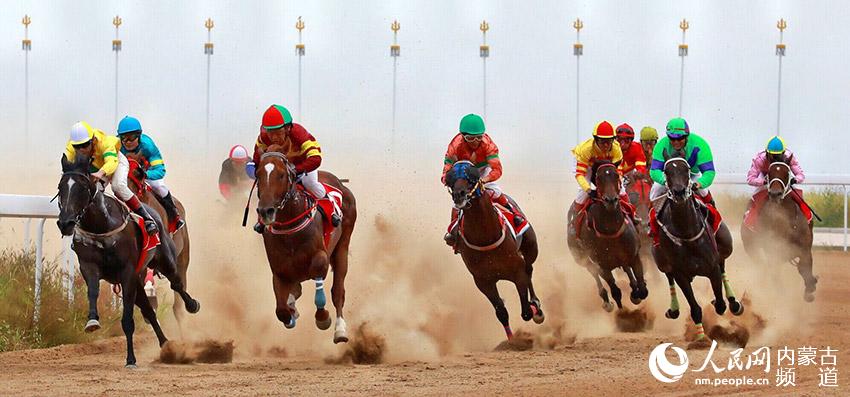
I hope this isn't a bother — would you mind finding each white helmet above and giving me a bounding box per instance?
[69,122,94,145]
[229,145,249,160]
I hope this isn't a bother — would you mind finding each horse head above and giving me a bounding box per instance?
[445,161,482,209]
[767,160,792,202]
[57,154,96,236]
[662,148,692,203]
[256,145,297,224]
[592,160,621,210]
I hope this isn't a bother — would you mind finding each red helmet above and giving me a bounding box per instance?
[592,121,616,138]
[616,123,635,138]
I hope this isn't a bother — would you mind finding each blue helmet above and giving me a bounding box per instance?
[766,136,786,154]
[117,116,142,135]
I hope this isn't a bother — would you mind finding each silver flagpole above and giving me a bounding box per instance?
[775,19,787,135]
[390,20,400,139]
[112,16,122,127]
[295,17,305,122]
[205,18,215,154]
[677,19,689,117]
[573,18,583,146]
[479,20,489,121]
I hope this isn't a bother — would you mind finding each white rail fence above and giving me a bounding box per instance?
[710,174,849,251]
[0,194,77,322]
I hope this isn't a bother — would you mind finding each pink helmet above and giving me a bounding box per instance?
[229,145,249,161]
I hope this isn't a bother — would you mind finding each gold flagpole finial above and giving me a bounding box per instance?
[296,16,305,32]
[22,15,31,27]
[205,18,215,31]
[480,20,489,33]
[777,18,787,32]
[391,20,400,32]
[573,18,583,31]
[113,15,122,27]
[680,18,689,32]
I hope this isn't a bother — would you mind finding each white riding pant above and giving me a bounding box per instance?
[300,170,326,198]
[145,178,171,198]
[649,174,709,201]
[479,166,502,198]
[575,175,626,205]
[108,152,134,202]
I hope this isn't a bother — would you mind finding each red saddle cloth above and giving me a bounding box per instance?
[314,183,344,249]
[572,197,635,240]
[648,197,722,247]
[743,189,813,231]
[132,216,160,273]
[493,203,530,238]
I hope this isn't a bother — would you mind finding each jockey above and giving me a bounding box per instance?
[648,117,716,206]
[441,113,524,247]
[219,145,252,201]
[639,126,658,180]
[569,120,636,222]
[64,121,160,247]
[116,116,184,233]
[615,123,647,187]
[743,136,810,229]
[248,104,340,233]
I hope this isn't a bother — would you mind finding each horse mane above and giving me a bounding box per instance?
[591,160,614,175]
[61,153,92,174]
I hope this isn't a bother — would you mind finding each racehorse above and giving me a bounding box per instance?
[627,173,653,257]
[444,161,544,340]
[651,150,743,345]
[255,147,356,343]
[567,161,648,312]
[741,161,817,301]
[127,158,192,329]
[56,154,199,367]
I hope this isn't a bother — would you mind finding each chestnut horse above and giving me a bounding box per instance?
[651,151,742,346]
[741,161,817,301]
[444,161,544,340]
[255,148,356,343]
[127,158,192,329]
[56,155,199,367]
[568,161,648,312]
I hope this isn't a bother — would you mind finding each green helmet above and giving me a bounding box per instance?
[665,117,690,139]
[640,126,658,141]
[459,114,486,135]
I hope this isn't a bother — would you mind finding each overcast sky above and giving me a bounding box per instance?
[1,0,846,180]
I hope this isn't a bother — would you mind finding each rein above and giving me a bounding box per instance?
[587,163,628,239]
[258,151,319,234]
[658,157,708,246]
[767,161,793,199]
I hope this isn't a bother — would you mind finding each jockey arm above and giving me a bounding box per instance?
[693,140,716,189]
[746,152,767,187]
[648,138,668,185]
[139,135,166,180]
[787,151,805,184]
[441,135,462,184]
[289,125,322,174]
[572,141,594,192]
[480,140,502,183]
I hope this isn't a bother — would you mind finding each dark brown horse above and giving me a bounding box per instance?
[741,161,817,301]
[444,161,544,340]
[627,175,653,258]
[568,161,648,312]
[255,148,356,343]
[127,158,192,329]
[56,155,199,367]
[651,152,742,346]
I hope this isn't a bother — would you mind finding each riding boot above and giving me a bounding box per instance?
[444,208,460,253]
[322,193,342,227]
[126,195,158,235]
[494,194,524,227]
[156,192,185,233]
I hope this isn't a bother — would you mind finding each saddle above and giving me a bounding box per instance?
[448,204,530,251]
[571,198,635,240]
[311,183,344,249]
[648,196,722,247]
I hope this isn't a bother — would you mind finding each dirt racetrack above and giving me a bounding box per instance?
[1,249,847,396]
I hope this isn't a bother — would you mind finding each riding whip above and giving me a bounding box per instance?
[242,179,258,227]
[791,189,823,222]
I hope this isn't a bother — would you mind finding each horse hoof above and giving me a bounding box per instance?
[284,318,297,329]
[602,302,614,312]
[730,300,744,315]
[316,317,332,330]
[125,364,138,369]
[531,302,545,324]
[334,333,349,344]
[665,309,679,319]
[84,319,101,333]
[804,293,815,303]
[185,299,200,314]
[630,296,642,305]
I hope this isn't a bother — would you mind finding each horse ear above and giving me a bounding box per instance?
[467,166,481,181]
[61,154,71,172]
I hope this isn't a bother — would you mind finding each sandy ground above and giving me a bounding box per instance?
[1,162,848,396]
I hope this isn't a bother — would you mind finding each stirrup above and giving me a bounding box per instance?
[331,213,342,227]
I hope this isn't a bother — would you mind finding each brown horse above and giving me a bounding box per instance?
[444,161,544,340]
[127,158,192,330]
[255,148,356,343]
[568,161,648,312]
[627,174,654,258]
[56,154,199,367]
[741,161,817,301]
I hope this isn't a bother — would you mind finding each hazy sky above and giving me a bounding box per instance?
[1,0,847,181]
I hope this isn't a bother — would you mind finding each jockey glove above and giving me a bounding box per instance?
[245,162,256,180]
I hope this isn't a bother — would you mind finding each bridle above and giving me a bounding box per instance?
[658,157,708,246]
[663,158,693,202]
[58,171,100,227]
[258,151,317,234]
[767,161,793,199]
[260,152,300,211]
[447,161,484,209]
[585,163,629,239]
[449,160,507,251]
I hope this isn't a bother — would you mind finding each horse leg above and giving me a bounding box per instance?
[474,278,512,340]
[308,252,332,331]
[156,255,200,315]
[718,260,744,315]
[330,245,350,344]
[80,263,102,332]
[172,246,190,338]
[797,250,818,302]
[633,255,649,300]
[674,275,707,342]
[708,266,727,315]
[623,265,642,305]
[133,278,168,346]
[120,278,138,368]
[587,265,613,312]
[664,273,680,319]
[513,264,533,322]
[599,269,623,310]
[520,230,543,323]
[273,276,298,329]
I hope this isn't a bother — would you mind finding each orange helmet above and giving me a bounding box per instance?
[593,121,616,138]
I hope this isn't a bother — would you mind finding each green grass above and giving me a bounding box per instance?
[0,249,124,352]
[715,188,846,227]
